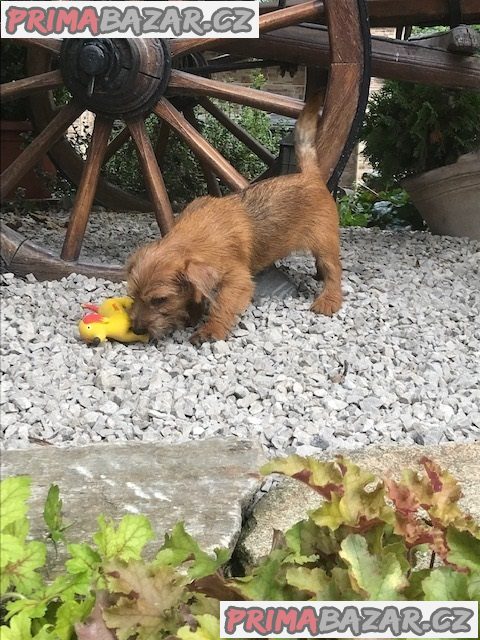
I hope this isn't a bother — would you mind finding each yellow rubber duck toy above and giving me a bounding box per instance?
[78,296,149,346]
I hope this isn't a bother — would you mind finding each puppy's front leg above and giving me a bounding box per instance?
[190,266,254,344]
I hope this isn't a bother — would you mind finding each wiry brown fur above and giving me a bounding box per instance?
[126,93,342,343]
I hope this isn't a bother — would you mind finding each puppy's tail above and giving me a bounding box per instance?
[294,92,323,174]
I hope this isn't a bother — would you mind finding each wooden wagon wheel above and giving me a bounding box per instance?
[0,0,371,282]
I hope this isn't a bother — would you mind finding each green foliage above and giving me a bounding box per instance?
[361,79,480,182]
[44,485,71,546]
[103,73,284,208]
[338,183,426,230]
[2,455,479,639]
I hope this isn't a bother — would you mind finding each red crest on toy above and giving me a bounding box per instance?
[82,312,104,324]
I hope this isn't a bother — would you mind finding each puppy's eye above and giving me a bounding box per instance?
[150,296,168,307]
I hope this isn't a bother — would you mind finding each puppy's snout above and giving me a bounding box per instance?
[132,320,146,336]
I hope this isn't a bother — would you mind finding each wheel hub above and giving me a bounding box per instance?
[78,41,112,77]
[60,39,171,119]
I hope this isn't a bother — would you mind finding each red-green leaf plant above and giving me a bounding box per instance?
[1,455,479,639]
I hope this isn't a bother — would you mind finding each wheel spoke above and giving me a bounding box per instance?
[0,70,64,102]
[199,97,276,167]
[154,98,249,192]
[127,119,174,235]
[104,126,131,163]
[61,117,113,262]
[17,38,62,55]
[0,102,83,201]
[168,70,303,118]
[183,107,222,197]
[170,0,322,57]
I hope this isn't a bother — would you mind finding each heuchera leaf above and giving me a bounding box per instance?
[467,572,480,602]
[1,533,24,570]
[0,611,34,640]
[66,543,101,576]
[0,476,31,532]
[285,566,329,598]
[155,522,230,580]
[422,566,470,600]
[404,569,431,600]
[5,598,47,621]
[2,540,46,596]
[389,458,479,535]
[75,591,116,640]
[44,574,89,602]
[386,459,480,562]
[284,519,338,564]
[339,534,408,599]
[189,574,247,602]
[447,527,480,571]
[177,614,220,640]
[103,560,185,640]
[446,527,480,572]
[261,456,344,499]
[55,596,96,640]
[93,515,154,562]
[232,549,305,599]
[310,462,392,532]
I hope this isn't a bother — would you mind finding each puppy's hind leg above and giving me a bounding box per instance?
[190,265,254,343]
[309,231,343,316]
[314,258,325,281]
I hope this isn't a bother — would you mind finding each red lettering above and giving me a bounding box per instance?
[46,8,55,33]
[296,607,319,635]
[6,7,28,34]
[26,9,48,35]
[225,608,246,635]
[77,7,99,35]
[54,8,79,34]
[245,609,268,634]
[274,608,300,634]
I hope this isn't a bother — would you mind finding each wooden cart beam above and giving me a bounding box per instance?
[0,222,125,282]
[220,26,480,91]
[260,0,480,28]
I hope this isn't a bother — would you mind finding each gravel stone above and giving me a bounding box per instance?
[100,401,119,415]
[1,219,479,454]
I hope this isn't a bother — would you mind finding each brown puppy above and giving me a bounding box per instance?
[126,94,342,343]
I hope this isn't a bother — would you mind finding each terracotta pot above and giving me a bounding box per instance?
[403,151,480,240]
[0,120,57,200]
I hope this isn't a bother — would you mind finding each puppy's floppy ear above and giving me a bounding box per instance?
[125,253,137,276]
[183,260,220,303]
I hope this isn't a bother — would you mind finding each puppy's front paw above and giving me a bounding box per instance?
[189,324,228,345]
[310,293,342,316]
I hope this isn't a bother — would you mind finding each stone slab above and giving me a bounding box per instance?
[238,442,480,566]
[1,437,265,571]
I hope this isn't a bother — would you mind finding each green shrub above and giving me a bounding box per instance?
[338,183,425,230]
[2,455,479,638]
[361,80,480,182]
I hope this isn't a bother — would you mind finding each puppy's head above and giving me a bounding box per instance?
[126,241,219,339]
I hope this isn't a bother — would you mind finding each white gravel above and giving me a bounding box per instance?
[1,213,479,454]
